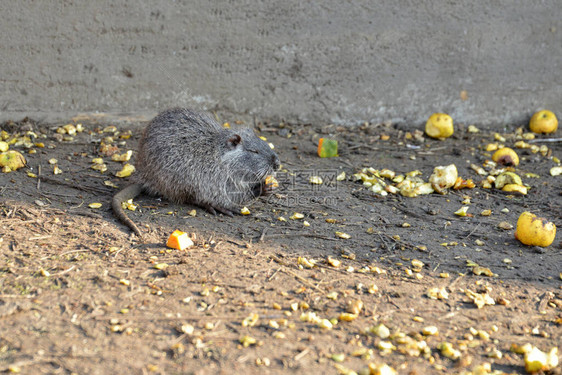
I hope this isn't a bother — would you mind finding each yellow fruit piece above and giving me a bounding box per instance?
[240,206,251,215]
[492,147,519,167]
[239,335,257,347]
[453,177,475,190]
[413,182,434,195]
[551,166,562,176]
[0,150,26,172]
[331,353,345,363]
[438,342,461,360]
[242,313,259,327]
[121,199,137,211]
[368,363,397,375]
[515,212,556,247]
[454,206,470,217]
[115,163,135,177]
[0,141,8,152]
[529,110,558,134]
[335,231,351,239]
[88,203,102,209]
[166,230,194,250]
[473,266,494,277]
[502,184,527,195]
[309,176,323,184]
[425,113,454,139]
[524,346,559,373]
[317,319,333,330]
[62,124,77,135]
[91,163,108,173]
[369,323,390,338]
[422,326,439,336]
[346,299,363,315]
[379,169,395,179]
[427,287,448,300]
[40,268,50,277]
[265,175,279,188]
[111,150,133,162]
[494,172,522,189]
[494,132,506,142]
[467,125,479,133]
[326,256,341,268]
[338,313,357,322]
[429,164,458,194]
[485,143,499,152]
[298,256,316,268]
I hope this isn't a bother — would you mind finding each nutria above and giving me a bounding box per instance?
[112,108,280,237]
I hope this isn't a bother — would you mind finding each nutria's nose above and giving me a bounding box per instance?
[272,155,280,170]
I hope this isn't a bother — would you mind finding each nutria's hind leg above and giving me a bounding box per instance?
[202,203,234,217]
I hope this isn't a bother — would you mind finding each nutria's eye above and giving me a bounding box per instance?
[249,149,259,154]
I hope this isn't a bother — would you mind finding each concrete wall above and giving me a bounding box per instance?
[1,1,561,126]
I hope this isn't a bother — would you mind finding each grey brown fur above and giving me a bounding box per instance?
[112,108,280,237]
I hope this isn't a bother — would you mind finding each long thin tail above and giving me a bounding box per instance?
[112,184,144,238]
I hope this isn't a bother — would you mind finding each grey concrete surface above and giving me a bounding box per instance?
[0,1,561,126]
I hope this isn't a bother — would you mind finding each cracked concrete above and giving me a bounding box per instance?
[0,1,561,126]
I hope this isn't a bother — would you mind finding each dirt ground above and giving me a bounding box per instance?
[0,115,560,375]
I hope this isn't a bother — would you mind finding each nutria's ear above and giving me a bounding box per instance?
[227,134,241,148]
